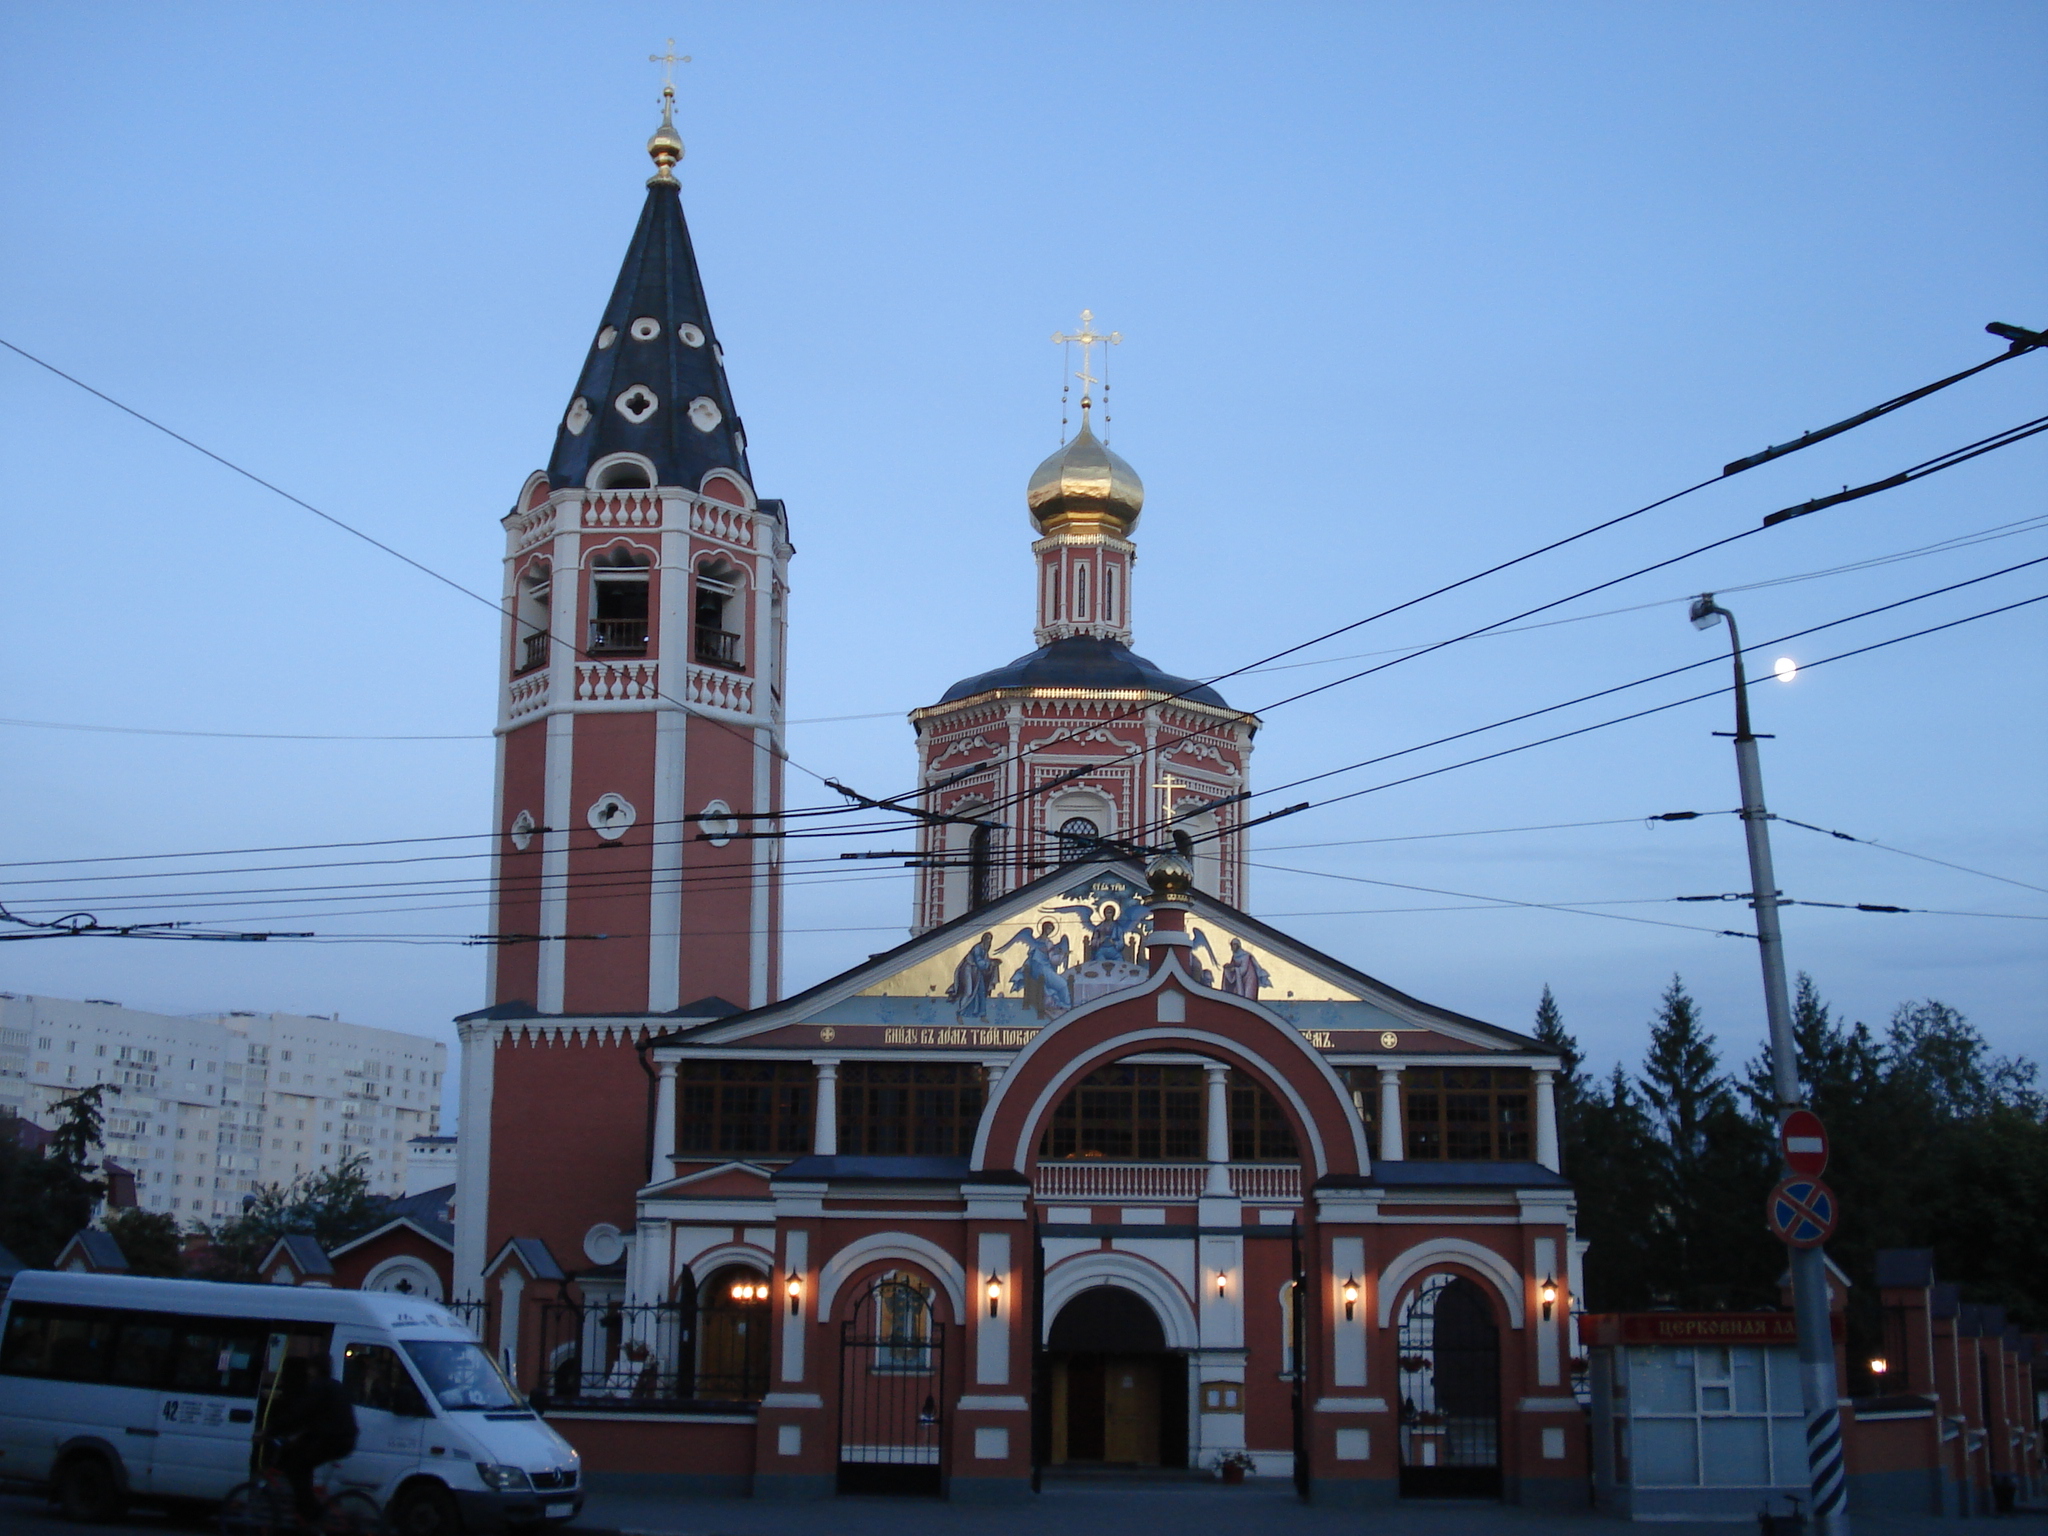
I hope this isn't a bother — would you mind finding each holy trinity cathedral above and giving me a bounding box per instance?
[450,83,1585,1507]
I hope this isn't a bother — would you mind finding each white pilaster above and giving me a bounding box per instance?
[1331,1234,1367,1387]
[1203,1062,1232,1196]
[975,1232,1011,1385]
[1534,1235,1561,1386]
[749,723,771,1008]
[1533,1068,1560,1172]
[1378,1066,1404,1163]
[452,1021,495,1301]
[647,708,687,1012]
[812,1060,839,1156]
[649,1059,678,1185]
[780,1228,809,1382]
[536,710,574,1013]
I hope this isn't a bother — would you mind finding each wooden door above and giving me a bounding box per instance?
[1102,1357,1159,1466]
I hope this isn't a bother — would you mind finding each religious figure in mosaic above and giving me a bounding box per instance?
[998,921,1074,1019]
[1222,937,1273,1001]
[946,932,1001,1022]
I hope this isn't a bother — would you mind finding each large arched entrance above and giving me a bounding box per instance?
[1397,1273,1503,1498]
[1046,1286,1187,1470]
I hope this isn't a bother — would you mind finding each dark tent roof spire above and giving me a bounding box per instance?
[544,77,754,497]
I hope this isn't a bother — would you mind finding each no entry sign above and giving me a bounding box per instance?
[1767,1175,1839,1249]
[1779,1109,1829,1177]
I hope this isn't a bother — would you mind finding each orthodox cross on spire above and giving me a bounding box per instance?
[644,39,692,185]
[1052,309,1121,414]
[1153,772,1193,825]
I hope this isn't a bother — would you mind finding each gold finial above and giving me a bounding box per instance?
[645,39,691,186]
[1052,308,1121,419]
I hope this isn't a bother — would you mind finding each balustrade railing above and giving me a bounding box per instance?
[519,631,550,673]
[590,618,650,655]
[694,626,742,667]
[1030,1161,1300,1203]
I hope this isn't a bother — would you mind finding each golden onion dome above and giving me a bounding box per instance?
[1026,415,1143,537]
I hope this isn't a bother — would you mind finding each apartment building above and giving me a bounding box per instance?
[0,993,446,1223]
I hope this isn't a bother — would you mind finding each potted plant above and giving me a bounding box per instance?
[1214,1450,1256,1485]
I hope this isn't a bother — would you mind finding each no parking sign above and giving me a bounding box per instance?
[1766,1175,1838,1249]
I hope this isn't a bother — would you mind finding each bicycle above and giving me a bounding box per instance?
[220,1446,389,1536]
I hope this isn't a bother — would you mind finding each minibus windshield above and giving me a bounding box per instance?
[400,1340,523,1411]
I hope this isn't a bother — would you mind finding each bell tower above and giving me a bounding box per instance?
[907,315,1255,931]
[488,86,789,1017]
[457,79,792,1299]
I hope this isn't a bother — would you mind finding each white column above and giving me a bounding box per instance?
[1203,1062,1232,1196]
[812,1060,839,1156]
[1533,1068,1560,1172]
[1378,1066,1404,1163]
[649,1059,677,1185]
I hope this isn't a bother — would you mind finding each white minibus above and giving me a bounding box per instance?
[0,1270,582,1532]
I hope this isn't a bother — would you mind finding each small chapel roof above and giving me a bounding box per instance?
[934,635,1232,710]
[541,105,755,498]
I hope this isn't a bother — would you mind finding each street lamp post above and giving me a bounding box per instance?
[1690,594,1850,1534]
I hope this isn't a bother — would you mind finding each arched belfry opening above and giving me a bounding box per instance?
[1045,1286,1187,1471]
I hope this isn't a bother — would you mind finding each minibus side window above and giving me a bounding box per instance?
[171,1320,269,1397]
[111,1314,178,1388]
[0,1304,117,1382]
[344,1342,431,1418]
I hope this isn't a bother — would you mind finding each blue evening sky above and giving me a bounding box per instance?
[3,4,2042,1125]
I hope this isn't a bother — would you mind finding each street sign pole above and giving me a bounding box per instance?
[1692,596,1850,1534]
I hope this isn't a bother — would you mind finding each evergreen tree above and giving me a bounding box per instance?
[1531,984,1586,1128]
[1571,1066,1661,1309]
[0,1090,112,1267]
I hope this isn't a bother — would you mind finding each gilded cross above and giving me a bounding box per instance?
[649,38,691,101]
[1153,773,1192,823]
[1051,309,1121,406]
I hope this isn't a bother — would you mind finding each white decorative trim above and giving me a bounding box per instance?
[507,671,549,722]
[759,1392,823,1409]
[586,792,637,841]
[512,502,558,554]
[1040,1249,1198,1351]
[1313,1397,1389,1413]
[615,386,658,424]
[684,664,754,715]
[1517,1396,1582,1413]
[816,1234,966,1322]
[1376,1238,1524,1331]
[956,1395,1030,1412]
[361,1256,445,1301]
[688,500,751,547]
[509,809,536,851]
[682,1243,771,1288]
[582,490,660,528]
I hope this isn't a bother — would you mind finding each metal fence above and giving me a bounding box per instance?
[531,1296,769,1410]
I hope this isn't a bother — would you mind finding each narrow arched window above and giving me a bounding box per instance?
[694,560,744,668]
[597,460,652,489]
[588,547,650,656]
[1056,816,1100,853]
[1104,564,1120,626]
[1073,563,1090,622]
[514,563,552,674]
[1046,563,1062,622]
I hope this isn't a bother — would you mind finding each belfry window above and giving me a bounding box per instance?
[694,561,743,668]
[514,563,551,675]
[1403,1066,1532,1160]
[588,547,651,656]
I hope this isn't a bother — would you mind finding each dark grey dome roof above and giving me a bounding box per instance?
[938,637,1229,708]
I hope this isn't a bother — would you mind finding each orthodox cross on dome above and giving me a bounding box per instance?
[1052,309,1121,413]
[1153,773,1194,824]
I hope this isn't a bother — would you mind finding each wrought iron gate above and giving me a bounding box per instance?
[1396,1274,1502,1498]
[1290,1225,1310,1500]
[839,1277,946,1495]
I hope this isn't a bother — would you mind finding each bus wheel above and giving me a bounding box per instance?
[55,1454,127,1524]
[387,1484,459,1536]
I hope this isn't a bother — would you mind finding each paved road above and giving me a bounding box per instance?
[4,1485,2042,1536]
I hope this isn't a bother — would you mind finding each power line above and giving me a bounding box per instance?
[1773,818,2048,898]
[0,336,849,790]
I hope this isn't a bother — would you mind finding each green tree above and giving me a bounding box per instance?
[102,1206,185,1277]
[1531,984,1586,1129]
[1570,1066,1662,1310]
[0,1088,114,1268]
[200,1154,382,1279]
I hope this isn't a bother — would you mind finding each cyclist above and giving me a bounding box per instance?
[265,1354,359,1523]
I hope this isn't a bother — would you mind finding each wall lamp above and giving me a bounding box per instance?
[986,1275,1003,1318]
[1869,1357,1889,1378]
[1215,1271,1229,1298]
[730,1280,771,1302]
[785,1272,803,1316]
[1539,1276,1559,1322]
[1341,1276,1360,1322]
